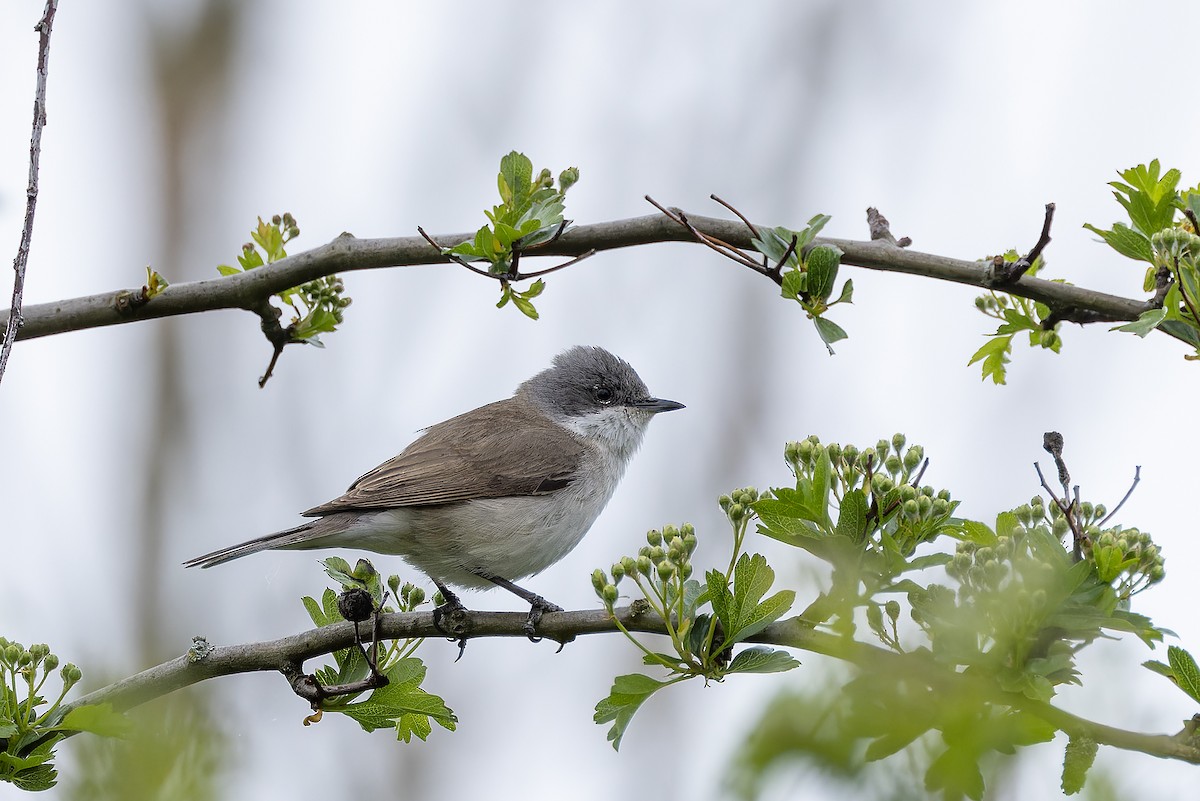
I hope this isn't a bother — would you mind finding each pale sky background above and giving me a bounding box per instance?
[2,2,1200,800]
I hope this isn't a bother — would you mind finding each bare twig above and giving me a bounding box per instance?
[518,248,597,280]
[992,203,1056,284]
[417,226,493,279]
[0,0,58,387]
[1099,465,1142,527]
[710,193,760,239]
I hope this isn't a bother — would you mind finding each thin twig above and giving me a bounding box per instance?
[710,194,760,239]
[519,249,597,280]
[994,203,1056,284]
[1023,202,1056,270]
[1098,466,1142,527]
[771,234,799,280]
[0,0,58,387]
[645,196,769,273]
[416,226,494,279]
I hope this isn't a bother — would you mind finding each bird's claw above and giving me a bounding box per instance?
[523,596,564,644]
[433,595,471,659]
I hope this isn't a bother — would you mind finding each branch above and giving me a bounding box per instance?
[0,0,58,386]
[49,606,1200,765]
[0,212,1155,344]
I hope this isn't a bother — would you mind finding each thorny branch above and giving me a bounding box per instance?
[0,0,58,387]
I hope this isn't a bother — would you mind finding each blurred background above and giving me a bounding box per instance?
[2,1,1198,799]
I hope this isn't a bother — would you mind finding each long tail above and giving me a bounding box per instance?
[183,515,351,569]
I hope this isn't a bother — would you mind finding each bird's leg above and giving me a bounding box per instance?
[431,579,471,660]
[474,572,564,643]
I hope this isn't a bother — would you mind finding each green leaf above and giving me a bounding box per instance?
[812,316,848,355]
[956,519,997,545]
[593,673,674,750]
[1112,307,1167,337]
[1061,736,1098,795]
[724,553,796,646]
[53,703,132,739]
[804,245,843,302]
[968,334,1012,385]
[335,658,456,741]
[833,278,854,305]
[835,489,869,543]
[511,294,539,320]
[780,268,805,301]
[216,264,240,277]
[725,646,800,674]
[498,151,533,207]
[925,743,985,801]
[1083,222,1155,263]
[1168,646,1200,704]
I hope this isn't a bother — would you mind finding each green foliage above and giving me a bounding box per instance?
[300,559,455,742]
[752,214,854,354]
[0,638,129,791]
[445,151,579,319]
[217,213,352,346]
[1143,645,1200,707]
[591,509,799,750]
[969,252,1062,384]
[62,695,226,801]
[715,433,1171,801]
[1083,160,1200,358]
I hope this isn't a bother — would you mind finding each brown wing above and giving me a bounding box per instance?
[302,398,586,516]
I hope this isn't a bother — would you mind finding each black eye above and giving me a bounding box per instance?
[593,385,614,404]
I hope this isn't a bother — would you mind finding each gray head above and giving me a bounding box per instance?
[519,346,684,452]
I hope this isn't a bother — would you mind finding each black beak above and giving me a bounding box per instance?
[632,397,686,414]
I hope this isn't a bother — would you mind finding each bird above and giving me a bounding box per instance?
[185,346,684,639]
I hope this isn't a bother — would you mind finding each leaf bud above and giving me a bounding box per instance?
[559,167,580,192]
[681,563,693,580]
[718,494,732,512]
[903,446,923,471]
[646,529,662,546]
[648,546,665,561]
[591,569,607,594]
[602,584,619,605]
[899,485,918,503]
[827,443,843,462]
[918,496,933,516]
[657,560,676,579]
[1080,501,1094,519]
[17,650,33,667]
[637,555,653,575]
[663,524,679,540]
[1149,564,1166,582]
[387,574,402,598]
[884,600,901,622]
[932,498,950,516]
[937,489,952,502]
[683,531,698,555]
[621,556,638,576]
[408,586,426,607]
[884,454,903,475]
[842,444,859,464]
[43,654,59,671]
[891,433,907,453]
[1094,504,1107,519]
[902,499,919,519]
[62,663,82,685]
[611,562,626,582]
[1052,517,1068,537]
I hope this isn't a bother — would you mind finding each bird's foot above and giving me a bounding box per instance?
[523,595,564,644]
[432,585,471,660]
